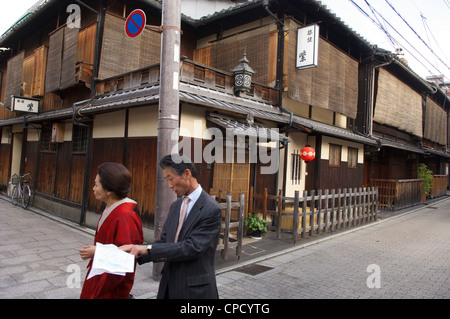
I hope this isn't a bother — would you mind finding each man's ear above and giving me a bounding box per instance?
[184,169,192,178]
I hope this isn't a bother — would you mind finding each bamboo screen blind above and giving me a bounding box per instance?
[98,13,161,80]
[202,25,271,85]
[287,20,358,119]
[45,27,79,92]
[374,68,423,137]
[424,97,446,145]
[3,51,24,107]
[45,27,64,93]
[60,27,79,90]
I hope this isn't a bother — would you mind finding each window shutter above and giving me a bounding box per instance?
[3,51,25,108]
[424,97,446,145]
[374,69,423,137]
[45,28,64,93]
[31,45,48,97]
[60,27,79,90]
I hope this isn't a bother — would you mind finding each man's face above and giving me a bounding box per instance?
[164,167,189,197]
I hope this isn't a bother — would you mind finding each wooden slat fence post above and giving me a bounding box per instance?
[343,188,347,228]
[309,190,315,236]
[330,189,336,233]
[276,189,282,239]
[362,187,367,223]
[222,192,232,260]
[236,193,245,260]
[248,186,254,218]
[292,190,300,243]
[324,189,329,233]
[352,188,359,226]
[262,188,268,219]
[357,187,362,225]
[317,189,322,235]
[301,190,308,238]
[373,187,378,220]
[336,188,342,230]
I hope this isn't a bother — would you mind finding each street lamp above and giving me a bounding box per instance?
[232,52,255,96]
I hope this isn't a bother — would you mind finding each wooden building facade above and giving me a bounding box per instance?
[0,0,449,236]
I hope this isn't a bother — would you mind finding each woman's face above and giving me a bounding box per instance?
[93,174,109,202]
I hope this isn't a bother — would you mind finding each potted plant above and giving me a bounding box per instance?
[418,163,433,202]
[244,213,268,239]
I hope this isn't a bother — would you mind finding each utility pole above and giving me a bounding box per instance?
[153,0,181,280]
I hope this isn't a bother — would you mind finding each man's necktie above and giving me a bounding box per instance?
[174,196,190,243]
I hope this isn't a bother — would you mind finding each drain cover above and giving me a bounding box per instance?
[234,263,273,276]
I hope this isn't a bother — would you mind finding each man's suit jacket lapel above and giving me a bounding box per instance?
[177,191,206,242]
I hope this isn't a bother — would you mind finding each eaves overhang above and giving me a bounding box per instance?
[377,137,425,154]
[292,115,379,146]
[423,147,450,159]
[207,112,290,143]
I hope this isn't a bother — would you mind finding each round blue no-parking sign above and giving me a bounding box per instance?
[125,9,146,38]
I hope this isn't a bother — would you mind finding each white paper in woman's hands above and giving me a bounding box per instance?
[87,243,135,279]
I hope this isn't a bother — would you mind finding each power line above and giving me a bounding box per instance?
[346,0,449,81]
[444,0,450,10]
[347,0,396,46]
[384,0,450,74]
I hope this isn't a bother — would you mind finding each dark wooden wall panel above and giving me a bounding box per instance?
[37,152,56,195]
[126,138,157,228]
[55,142,72,200]
[318,160,364,191]
[23,141,38,184]
[69,154,86,204]
[0,144,11,186]
[87,138,125,213]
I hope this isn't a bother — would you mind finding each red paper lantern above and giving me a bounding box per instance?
[300,146,315,162]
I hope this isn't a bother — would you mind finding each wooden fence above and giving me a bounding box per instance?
[248,187,281,221]
[249,187,378,243]
[371,179,422,211]
[431,175,447,198]
[210,192,245,260]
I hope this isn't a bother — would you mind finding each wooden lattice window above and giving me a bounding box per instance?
[72,124,89,153]
[329,143,341,167]
[291,150,301,184]
[348,147,358,168]
[40,124,56,152]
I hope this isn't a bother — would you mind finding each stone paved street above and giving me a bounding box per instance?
[0,197,158,299]
[216,198,450,299]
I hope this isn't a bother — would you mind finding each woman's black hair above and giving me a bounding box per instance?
[98,162,131,199]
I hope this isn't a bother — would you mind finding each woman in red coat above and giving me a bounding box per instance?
[79,162,143,299]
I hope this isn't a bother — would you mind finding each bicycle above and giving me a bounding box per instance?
[10,173,32,209]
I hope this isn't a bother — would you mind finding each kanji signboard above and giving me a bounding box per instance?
[11,96,39,114]
[296,24,319,70]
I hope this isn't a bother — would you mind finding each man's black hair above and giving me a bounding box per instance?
[159,154,198,178]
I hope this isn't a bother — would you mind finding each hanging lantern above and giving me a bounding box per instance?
[300,146,315,162]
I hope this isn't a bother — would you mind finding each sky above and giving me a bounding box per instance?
[1,0,449,82]
[318,0,450,82]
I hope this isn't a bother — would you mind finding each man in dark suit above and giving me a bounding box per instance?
[121,154,222,299]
